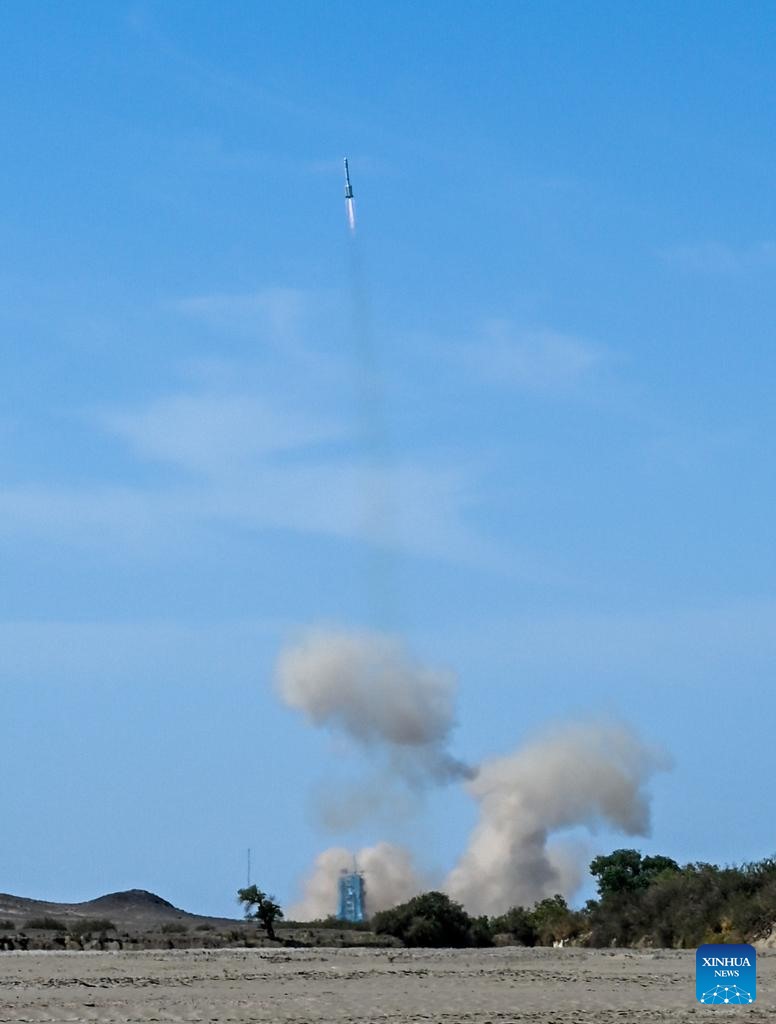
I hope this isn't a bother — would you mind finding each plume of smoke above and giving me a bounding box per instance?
[276,627,472,790]
[444,722,668,916]
[288,841,423,920]
[311,775,417,832]
[276,630,669,916]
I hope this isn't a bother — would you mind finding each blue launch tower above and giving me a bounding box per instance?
[337,868,366,922]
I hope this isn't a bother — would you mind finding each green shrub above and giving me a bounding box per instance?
[194,922,214,931]
[490,906,537,946]
[69,918,116,939]
[373,891,488,948]
[530,895,582,945]
[25,916,66,931]
[0,920,15,931]
[160,922,187,934]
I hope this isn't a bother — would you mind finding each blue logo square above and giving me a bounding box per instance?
[696,943,756,1004]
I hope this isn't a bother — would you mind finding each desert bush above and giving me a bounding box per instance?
[161,922,187,934]
[489,896,581,947]
[69,918,116,939]
[0,920,15,931]
[490,906,537,946]
[25,916,66,931]
[194,922,214,931]
[282,916,372,930]
[373,891,488,948]
[530,895,583,945]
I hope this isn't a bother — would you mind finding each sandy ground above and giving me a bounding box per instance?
[0,946,772,1023]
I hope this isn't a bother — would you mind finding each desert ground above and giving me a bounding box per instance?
[0,946,772,1024]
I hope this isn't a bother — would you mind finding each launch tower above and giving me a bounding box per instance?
[337,867,366,923]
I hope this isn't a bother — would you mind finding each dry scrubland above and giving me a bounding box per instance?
[0,946,773,1024]
[0,891,383,952]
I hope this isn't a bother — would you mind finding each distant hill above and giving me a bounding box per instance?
[0,889,391,952]
[87,890,177,912]
[0,888,233,931]
[0,884,245,937]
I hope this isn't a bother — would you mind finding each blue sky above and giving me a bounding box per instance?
[3,2,776,917]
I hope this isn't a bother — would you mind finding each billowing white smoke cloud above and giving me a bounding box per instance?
[445,722,667,916]
[277,627,668,918]
[276,627,471,785]
[288,842,424,921]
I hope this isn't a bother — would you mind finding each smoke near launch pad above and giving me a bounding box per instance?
[276,627,668,920]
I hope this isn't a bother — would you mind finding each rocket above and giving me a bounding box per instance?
[344,157,354,199]
[343,157,356,232]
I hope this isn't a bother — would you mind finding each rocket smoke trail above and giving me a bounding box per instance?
[342,157,383,463]
[342,159,399,627]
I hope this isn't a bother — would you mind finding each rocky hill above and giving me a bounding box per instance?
[0,889,390,951]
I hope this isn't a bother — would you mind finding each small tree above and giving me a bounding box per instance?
[490,906,537,946]
[530,894,578,945]
[237,885,284,941]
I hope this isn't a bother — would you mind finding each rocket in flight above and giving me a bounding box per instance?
[344,157,356,232]
[344,158,354,199]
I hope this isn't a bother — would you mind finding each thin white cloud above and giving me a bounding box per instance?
[662,240,776,275]
[170,287,350,392]
[457,321,607,393]
[102,393,343,476]
[172,286,316,342]
[0,455,498,569]
[91,363,493,563]
[0,291,597,577]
